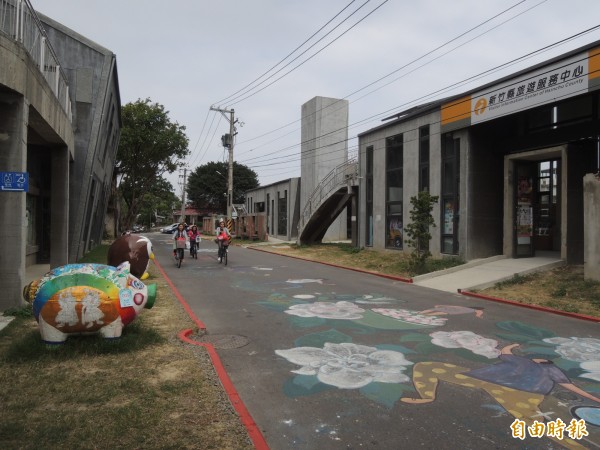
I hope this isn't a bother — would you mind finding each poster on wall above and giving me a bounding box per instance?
[517,205,533,244]
[388,217,403,248]
[443,200,454,235]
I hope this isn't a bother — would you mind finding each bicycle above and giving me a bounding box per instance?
[190,235,200,259]
[175,237,186,268]
[217,235,229,265]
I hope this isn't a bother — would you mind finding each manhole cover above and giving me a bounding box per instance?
[195,334,250,349]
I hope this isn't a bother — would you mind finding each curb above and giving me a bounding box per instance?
[248,245,600,323]
[459,289,600,323]
[247,246,413,283]
[153,257,270,450]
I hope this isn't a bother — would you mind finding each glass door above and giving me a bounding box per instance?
[514,162,536,257]
[534,160,559,251]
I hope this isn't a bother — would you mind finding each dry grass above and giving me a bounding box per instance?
[0,257,253,450]
[474,265,600,318]
[251,242,600,319]
[250,242,463,277]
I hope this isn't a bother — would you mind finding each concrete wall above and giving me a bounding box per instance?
[583,173,600,281]
[566,144,597,263]
[0,33,74,310]
[39,14,121,261]
[358,109,443,255]
[245,178,300,240]
[465,130,504,260]
[300,96,349,241]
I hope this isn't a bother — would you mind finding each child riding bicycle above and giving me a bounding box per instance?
[173,223,188,260]
[215,219,231,263]
[188,224,201,258]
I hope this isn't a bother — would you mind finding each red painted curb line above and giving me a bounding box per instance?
[178,330,270,450]
[459,289,600,323]
[153,258,270,450]
[248,246,413,283]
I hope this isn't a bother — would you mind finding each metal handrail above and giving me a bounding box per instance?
[0,0,72,121]
[298,157,359,234]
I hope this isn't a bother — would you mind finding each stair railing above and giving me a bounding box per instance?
[298,158,358,235]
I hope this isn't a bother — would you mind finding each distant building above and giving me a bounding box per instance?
[244,178,301,241]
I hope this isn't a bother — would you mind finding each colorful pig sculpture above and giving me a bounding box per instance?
[107,234,154,280]
[22,262,156,344]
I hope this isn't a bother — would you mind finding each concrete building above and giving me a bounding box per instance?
[244,177,301,241]
[39,13,121,261]
[0,0,119,310]
[300,96,350,241]
[358,40,600,266]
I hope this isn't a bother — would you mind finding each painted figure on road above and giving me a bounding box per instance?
[401,343,599,450]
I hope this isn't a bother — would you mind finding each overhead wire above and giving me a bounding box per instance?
[238,23,598,169]
[234,0,536,157]
[248,55,599,174]
[187,108,212,167]
[213,0,361,106]
[227,0,390,106]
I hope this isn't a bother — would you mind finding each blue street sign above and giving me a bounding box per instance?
[0,171,29,192]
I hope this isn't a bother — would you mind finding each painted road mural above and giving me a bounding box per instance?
[158,235,599,449]
[235,272,600,449]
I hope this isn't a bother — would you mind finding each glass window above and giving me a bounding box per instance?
[365,146,374,247]
[386,135,403,249]
[419,125,430,192]
[441,134,459,255]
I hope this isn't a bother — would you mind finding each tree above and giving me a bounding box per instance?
[404,190,439,274]
[136,178,180,228]
[186,161,259,213]
[115,98,189,230]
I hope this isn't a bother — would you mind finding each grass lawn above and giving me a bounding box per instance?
[0,245,252,449]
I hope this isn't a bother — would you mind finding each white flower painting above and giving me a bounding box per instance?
[430,330,500,359]
[285,301,365,320]
[542,336,600,381]
[275,342,413,389]
[372,308,447,326]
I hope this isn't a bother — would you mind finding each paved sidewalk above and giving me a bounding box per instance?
[413,252,564,292]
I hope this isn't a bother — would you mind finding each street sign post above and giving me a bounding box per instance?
[0,171,29,192]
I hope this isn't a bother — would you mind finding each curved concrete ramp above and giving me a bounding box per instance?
[298,188,352,244]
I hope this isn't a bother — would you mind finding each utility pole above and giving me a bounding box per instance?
[179,167,187,223]
[210,106,238,220]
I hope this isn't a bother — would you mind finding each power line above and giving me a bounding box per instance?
[227,0,389,106]
[213,0,361,106]
[238,25,600,169]
[235,0,538,156]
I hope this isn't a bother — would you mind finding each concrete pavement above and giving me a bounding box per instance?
[412,252,565,292]
[3,249,564,333]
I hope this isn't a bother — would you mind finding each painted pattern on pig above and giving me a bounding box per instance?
[23,262,156,344]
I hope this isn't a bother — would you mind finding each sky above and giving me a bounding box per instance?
[35,0,600,195]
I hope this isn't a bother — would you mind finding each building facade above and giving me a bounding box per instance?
[301,96,350,241]
[39,13,121,261]
[245,177,301,241]
[0,1,119,310]
[358,40,600,265]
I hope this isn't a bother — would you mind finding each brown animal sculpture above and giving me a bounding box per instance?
[107,234,154,280]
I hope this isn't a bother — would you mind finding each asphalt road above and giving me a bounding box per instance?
[151,232,600,450]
